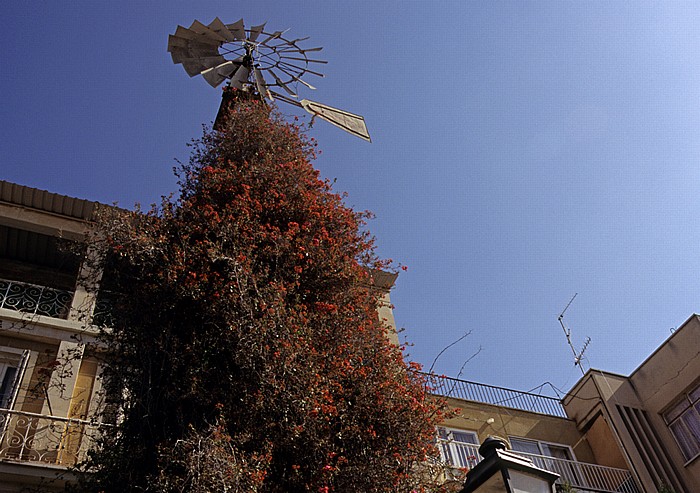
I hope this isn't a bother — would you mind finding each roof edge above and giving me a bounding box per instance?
[0,180,99,221]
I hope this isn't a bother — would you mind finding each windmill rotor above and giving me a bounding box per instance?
[168,18,370,142]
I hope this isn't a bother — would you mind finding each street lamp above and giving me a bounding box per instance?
[460,436,559,493]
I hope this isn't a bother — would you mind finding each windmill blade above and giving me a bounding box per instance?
[189,44,222,59]
[173,25,198,41]
[182,60,208,77]
[167,35,189,50]
[169,45,222,65]
[214,60,241,77]
[300,99,371,142]
[174,25,219,46]
[169,47,191,63]
[176,55,226,68]
[253,67,272,100]
[208,17,236,42]
[247,23,266,43]
[201,66,227,87]
[189,20,228,43]
[168,38,219,60]
[226,19,246,41]
[268,69,297,97]
[168,35,220,58]
[229,65,250,89]
[202,57,241,81]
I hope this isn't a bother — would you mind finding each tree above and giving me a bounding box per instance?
[77,100,447,492]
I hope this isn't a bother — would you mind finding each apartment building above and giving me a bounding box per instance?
[2,180,699,493]
[434,316,699,493]
[562,315,700,492]
[0,180,401,491]
[0,180,104,491]
[432,376,641,492]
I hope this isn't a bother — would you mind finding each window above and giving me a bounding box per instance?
[509,437,542,455]
[663,383,700,463]
[509,436,582,485]
[509,437,575,461]
[437,427,479,468]
[0,347,29,410]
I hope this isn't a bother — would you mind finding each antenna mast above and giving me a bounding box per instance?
[558,293,591,375]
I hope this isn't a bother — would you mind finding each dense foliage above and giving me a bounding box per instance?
[78,101,446,492]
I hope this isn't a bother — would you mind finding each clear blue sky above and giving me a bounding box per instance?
[3,1,700,396]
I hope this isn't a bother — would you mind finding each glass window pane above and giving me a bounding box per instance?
[509,470,553,493]
[542,443,573,460]
[690,384,700,403]
[664,398,690,423]
[452,430,478,444]
[0,366,17,409]
[510,437,541,455]
[681,408,700,442]
[669,419,700,461]
[437,427,479,468]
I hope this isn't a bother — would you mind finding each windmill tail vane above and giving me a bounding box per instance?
[167,17,371,142]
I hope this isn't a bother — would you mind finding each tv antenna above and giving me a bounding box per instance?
[167,18,371,141]
[557,293,591,375]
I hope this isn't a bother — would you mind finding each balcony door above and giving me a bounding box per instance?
[509,436,582,485]
[437,427,480,469]
[0,347,29,410]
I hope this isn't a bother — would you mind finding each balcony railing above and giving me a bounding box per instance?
[91,289,121,327]
[437,440,641,493]
[426,373,567,417]
[0,409,99,467]
[0,278,73,320]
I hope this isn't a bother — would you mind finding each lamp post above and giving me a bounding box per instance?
[459,437,560,493]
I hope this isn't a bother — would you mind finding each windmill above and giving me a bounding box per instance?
[167,18,371,142]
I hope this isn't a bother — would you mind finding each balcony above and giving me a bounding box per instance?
[0,409,99,467]
[438,439,641,493]
[91,289,121,327]
[0,278,73,320]
[426,373,567,417]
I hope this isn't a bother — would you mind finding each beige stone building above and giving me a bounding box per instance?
[432,376,640,492]
[0,180,401,491]
[1,180,699,493]
[561,315,700,492]
[433,316,700,493]
[0,181,104,491]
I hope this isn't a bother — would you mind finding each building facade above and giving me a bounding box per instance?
[432,376,641,492]
[2,180,699,493]
[434,316,700,493]
[0,180,401,491]
[562,315,700,492]
[0,181,104,491]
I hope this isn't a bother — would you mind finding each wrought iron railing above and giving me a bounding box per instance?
[0,278,73,320]
[0,409,99,467]
[437,440,641,493]
[91,289,120,327]
[425,373,567,417]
